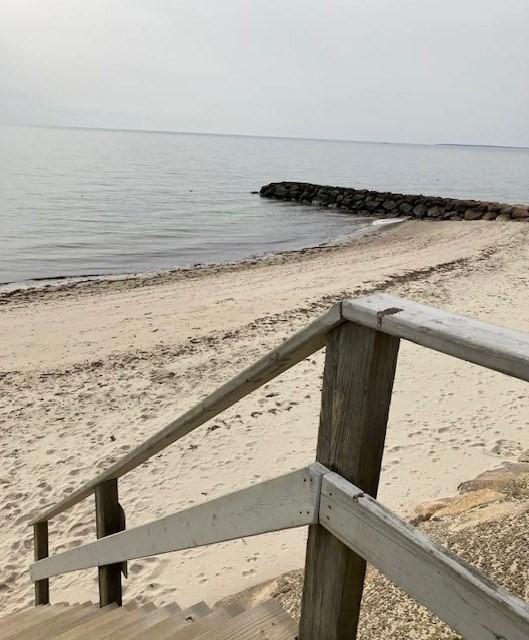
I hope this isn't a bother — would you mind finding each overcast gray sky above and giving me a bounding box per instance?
[2,0,528,145]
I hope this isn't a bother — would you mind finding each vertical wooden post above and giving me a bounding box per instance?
[34,521,50,605]
[299,322,400,640]
[95,478,124,607]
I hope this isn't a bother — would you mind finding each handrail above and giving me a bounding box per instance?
[30,465,325,581]
[31,303,342,524]
[32,293,529,525]
[30,465,529,640]
[343,294,529,382]
[28,294,529,637]
[320,472,529,640]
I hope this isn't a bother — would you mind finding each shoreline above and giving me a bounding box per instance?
[2,219,529,611]
[0,217,400,301]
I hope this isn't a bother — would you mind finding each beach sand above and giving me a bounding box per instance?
[1,219,529,612]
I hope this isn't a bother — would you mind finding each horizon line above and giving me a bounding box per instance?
[3,122,529,150]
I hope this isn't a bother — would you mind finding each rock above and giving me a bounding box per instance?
[458,462,529,494]
[410,497,453,525]
[365,199,380,212]
[427,206,443,218]
[482,211,497,220]
[258,182,523,226]
[464,208,484,220]
[518,449,529,463]
[413,203,428,218]
[511,207,529,219]
[433,488,505,518]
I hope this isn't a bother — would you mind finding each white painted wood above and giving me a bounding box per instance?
[342,293,529,381]
[31,305,341,524]
[31,465,325,581]
[320,472,529,640]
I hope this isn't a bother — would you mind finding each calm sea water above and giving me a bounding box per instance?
[1,125,528,286]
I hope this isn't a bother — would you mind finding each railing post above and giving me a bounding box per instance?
[95,478,125,607]
[34,521,50,605]
[299,322,400,640]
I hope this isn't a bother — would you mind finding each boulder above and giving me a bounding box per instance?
[413,203,428,218]
[464,208,484,220]
[427,206,443,218]
[511,207,529,219]
[410,498,453,525]
[258,182,526,226]
[458,462,529,494]
[433,488,505,518]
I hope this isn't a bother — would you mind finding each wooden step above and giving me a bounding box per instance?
[0,607,56,638]
[169,600,296,640]
[167,601,246,640]
[51,603,136,640]
[5,603,98,640]
[102,603,179,640]
[1,599,296,640]
[0,605,69,640]
[127,601,213,640]
[162,603,183,615]
[180,602,210,623]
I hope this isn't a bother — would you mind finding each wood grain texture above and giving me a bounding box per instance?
[321,472,529,640]
[176,600,295,640]
[33,522,49,606]
[342,293,529,381]
[31,465,325,581]
[299,322,400,640]
[31,305,342,525]
[95,479,124,607]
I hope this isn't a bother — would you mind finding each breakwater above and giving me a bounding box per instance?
[260,182,529,221]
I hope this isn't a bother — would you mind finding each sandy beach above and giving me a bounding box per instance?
[2,219,529,613]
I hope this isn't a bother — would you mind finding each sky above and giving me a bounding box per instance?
[1,0,529,146]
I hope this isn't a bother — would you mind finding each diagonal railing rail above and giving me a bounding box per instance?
[28,294,529,640]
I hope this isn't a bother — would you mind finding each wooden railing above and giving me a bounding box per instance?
[29,294,529,640]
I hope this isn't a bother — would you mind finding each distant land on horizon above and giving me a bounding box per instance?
[438,143,529,150]
[4,122,529,150]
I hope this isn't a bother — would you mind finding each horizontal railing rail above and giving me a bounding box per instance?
[320,472,529,640]
[343,294,529,382]
[30,465,324,581]
[30,465,529,640]
[31,294,529,528]
[30,304,342,525]
[28,293,529,639]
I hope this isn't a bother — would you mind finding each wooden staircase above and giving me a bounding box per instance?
[23,295,529,640]
[0,599,296,640]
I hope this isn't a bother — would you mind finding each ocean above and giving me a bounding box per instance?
[1,125,528,286]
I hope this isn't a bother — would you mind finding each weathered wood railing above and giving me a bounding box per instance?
[29,294,529,640]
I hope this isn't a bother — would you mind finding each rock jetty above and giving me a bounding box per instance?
[260,181,529,221]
